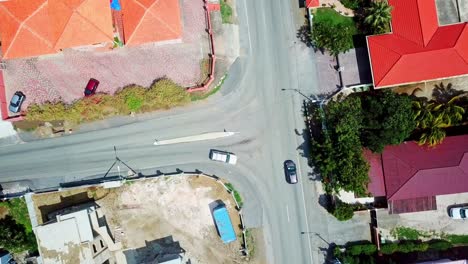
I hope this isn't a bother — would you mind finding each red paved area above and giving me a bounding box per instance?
[2,0,207,111]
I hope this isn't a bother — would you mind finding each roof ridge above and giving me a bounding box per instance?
[389,150,468,200]
[146,0,179,37]
[52,0,76,50]
[53,0,113,50]
[1,1,53,57]
[453,24,468,64]
[370,39,402,87]
[126,0,157,44]
[386,151,418,200]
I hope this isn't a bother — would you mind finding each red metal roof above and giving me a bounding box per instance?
[364,149,386,197]
[367,0,468,88]
[306,0,320,8]
[373,135,468,201]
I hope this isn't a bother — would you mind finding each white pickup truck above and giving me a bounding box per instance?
[209,150,237,165]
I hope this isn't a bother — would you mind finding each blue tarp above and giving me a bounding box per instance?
[110,0,121,11]
[213,205,237,244]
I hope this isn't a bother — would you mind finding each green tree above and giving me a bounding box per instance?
[312,97,370,196]
[332,199,355,221]
[312,22,354,56]
[361,90,416,153]
[364,1,392,34]
[0,216,37,253]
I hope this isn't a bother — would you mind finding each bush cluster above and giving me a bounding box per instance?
[26,78,190,124]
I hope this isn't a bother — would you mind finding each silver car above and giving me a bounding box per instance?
[9,91,25,113]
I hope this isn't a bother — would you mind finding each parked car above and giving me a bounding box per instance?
[449,206,468,219]
[209,150,237,165]
[284,160,298,184]
[84,78,99,96]
[9,91,25,113]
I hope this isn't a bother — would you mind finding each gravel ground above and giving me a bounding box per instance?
[96,176,259,264]
[2,0,209,111]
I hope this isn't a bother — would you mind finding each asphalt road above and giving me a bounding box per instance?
[0,0,331,263]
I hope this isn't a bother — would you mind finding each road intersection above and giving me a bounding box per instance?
[0,0,332,263]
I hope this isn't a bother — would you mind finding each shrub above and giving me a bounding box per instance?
[347,243,377,255]
[380,243,398,254]
[390,226,423,240]
[444,234,468,245]
[25,78,190,125]
[332,199,355,221]
[26,101,68,121]
[340,0,360,9]
[428,240,453,251]
[220,0,232,24]
[397,241,428,253]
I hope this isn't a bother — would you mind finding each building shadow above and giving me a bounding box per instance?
[124,236,185,264]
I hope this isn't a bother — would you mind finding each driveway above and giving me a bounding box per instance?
[2,0,209,113]
[377,193,468,240]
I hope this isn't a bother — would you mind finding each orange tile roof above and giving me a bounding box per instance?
[0,0,114,59]
[121,0,182,46]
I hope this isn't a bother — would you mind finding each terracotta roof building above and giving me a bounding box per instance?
[120,0,182,46]
[0,0,114,59]
[366,0,468,89]
[306,0,320,8]
[367,135,468,214]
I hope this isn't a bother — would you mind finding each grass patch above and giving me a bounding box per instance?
[245,228,255,257]
[443,234,468,245]
[220,0,233,24]
[25,78,190,126]
[190,74,227,101]
[224,182,243,208]
[198,58,211,85]
[391,226,433,240]
[314,8,356,30]
[0,198,33,234]
[0,198,38,253]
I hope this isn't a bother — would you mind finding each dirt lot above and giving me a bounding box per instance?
[32,176,265,264]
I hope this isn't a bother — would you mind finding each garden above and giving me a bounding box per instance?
[0,198,37,255]
[309,85,467,221]
[333,227,468,263]
[309,0,393,55]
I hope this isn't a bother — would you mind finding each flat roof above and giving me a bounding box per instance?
[35,209,94,263]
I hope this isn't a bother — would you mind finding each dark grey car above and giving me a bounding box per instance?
[9,91,25,113]
[284,160,298,184]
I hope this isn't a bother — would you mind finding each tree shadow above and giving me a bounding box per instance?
[318,193,334,213]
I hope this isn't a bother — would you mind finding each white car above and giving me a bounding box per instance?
[449,206,468,219]
[209,150,237,165]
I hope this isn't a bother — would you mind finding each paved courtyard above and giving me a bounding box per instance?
[378,193,468,240]
[2,0,209,112]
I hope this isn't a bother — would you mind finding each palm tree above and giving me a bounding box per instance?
[364,1,393,34]
[432,82,465,104]
[413,97,465,146]
[434,96,465,127]
[418,126,446,146]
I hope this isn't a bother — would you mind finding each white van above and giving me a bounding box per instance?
[209,150,237,165]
